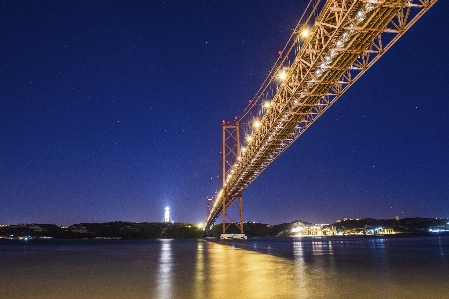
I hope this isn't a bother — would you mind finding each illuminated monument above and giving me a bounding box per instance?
[164,207,170,223]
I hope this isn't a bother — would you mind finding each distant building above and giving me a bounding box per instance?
[69,225,88,233]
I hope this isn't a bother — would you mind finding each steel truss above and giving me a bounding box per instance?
[218,122,244,234]
[206,0,437,228]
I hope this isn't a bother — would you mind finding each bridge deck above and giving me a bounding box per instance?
[206,0,437,229]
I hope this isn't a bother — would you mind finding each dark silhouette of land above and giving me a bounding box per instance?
[1,217,447,240]
[208,217,449,238]
[0,222,203,239]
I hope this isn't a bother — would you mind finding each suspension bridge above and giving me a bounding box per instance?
[204,0,437,238]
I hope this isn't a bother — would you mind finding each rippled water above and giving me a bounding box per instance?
[1,235,448,298]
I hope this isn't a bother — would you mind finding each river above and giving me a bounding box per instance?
[1,235,448,298]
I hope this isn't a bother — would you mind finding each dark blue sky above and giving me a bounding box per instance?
[1,1,448,226]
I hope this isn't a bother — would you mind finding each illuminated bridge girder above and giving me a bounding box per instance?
[206,0,437,229]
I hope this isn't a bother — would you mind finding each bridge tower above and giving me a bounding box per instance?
[220,121,246,239]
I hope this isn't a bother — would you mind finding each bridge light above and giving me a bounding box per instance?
[300,28,310,39]
[278,69,287,81]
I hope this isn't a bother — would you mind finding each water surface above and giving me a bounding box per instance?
[1,235,448,298]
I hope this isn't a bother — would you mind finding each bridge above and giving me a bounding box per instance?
[204,0,437,238]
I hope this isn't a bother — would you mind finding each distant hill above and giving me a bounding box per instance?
[1,218,447,240]
[0,221,203,240]
[207,218,449,238]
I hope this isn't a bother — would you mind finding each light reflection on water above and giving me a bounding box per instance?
[194,240,205,298]
[204,240,298,298]
[293,241,307,297]
[1,236,449,298]
[438,236,446,258]
[157,239,173,299]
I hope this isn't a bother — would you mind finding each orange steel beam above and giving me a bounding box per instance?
[220,122,244,234]
[206,0,437,230]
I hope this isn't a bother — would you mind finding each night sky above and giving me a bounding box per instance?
[1,1,448,226]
